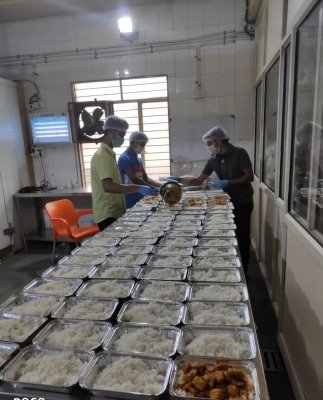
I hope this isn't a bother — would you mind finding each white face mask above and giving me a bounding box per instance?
[207,144,220,155]
[134,145,145,155]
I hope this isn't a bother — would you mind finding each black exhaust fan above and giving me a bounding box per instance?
[68,101,114,143]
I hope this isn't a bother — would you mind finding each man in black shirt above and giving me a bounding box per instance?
[167,126,254,276]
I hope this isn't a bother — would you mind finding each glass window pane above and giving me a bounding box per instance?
[255,82,262,177]
[279,44,291,199]
[290,4,320,222]
[263,58,280,190]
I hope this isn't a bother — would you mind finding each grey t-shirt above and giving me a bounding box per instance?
[202,143,254,204]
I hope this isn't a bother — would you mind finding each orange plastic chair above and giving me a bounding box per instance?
[44,199,99,263]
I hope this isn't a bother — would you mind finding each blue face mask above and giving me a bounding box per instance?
[112,135,124,147]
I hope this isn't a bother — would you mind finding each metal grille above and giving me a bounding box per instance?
[261,349,285,372]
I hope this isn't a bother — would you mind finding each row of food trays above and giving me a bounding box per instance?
[0,191,265,399]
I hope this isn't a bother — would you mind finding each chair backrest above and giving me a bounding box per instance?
[44,199,79,239]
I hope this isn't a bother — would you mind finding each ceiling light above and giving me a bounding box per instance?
[118,16,138,42]
[118,16,133,34]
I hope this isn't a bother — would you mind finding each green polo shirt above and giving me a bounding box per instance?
[91,143,125,223]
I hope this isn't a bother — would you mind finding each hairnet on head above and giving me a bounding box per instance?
[202,126,229,142]
[103,115,129,132]
[129,131,149,143]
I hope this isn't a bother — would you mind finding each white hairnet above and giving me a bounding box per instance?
[129,130,148,142]
[202,126,229,142]
[103,115,129,132]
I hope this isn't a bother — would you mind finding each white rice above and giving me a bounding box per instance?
[192,269,240,282]
[50,266,90,278]
[111,328,174,356]
[187,302,246,326]
[149,256,191,267]
[196,247,235,257]
[0,317,41,341]
[74,247,110,257]
[62,255,103,265]
[92,356,165,394]
[116,246,152,255]
[14,351,85,386]
[139,282,187,302]
[5,297,59,316]
[31,281,76,296]
[62,300,113,320]
[191,284,242,301]
[200,229,235,237]
[80,281,130,298]
[122,303,180,325]
[194,258,235,268]
[183,332,250,358]
[163,238,195,246]
[95,267,134,279]
[154,246,191,256]
[41,321,105,349]
[145,268,182,280]
[105,254,146,266]
[198,238,233,247]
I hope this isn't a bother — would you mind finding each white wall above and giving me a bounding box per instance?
[0,0,255,188]
[0,78,29,250]
[253,0,323,399]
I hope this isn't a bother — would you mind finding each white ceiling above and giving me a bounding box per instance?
[0,0,168,23]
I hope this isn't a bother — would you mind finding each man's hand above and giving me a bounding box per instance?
[165,176,180,182]
[137,185,156,196]
[212,180,229,189]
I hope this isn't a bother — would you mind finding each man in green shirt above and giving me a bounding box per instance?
[91,115,156,230]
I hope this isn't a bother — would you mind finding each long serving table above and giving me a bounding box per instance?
[14,187,93,249]
[1,190,269,400]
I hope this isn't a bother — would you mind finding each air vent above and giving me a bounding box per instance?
[261,349,285,372]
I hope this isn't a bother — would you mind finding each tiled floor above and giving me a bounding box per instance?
[0,242,296,399]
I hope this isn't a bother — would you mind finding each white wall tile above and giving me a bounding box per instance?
[219,72,234,96]
[218,0,235,24]
[234,69,253,94]
[0,0,256,179]
[157,3,174,30]
[188,1,204,28]
[219,96,234,114]
[204,73,220,97]
[205,97,220,115]
[234,116,253,140]
[174,0,189,29]
[235,42,255,71]
[234,94,253,117]
[218,48,235,72]
[203,0,220,27]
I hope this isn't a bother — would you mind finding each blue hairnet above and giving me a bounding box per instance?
[202,126,229,142]
[103,115,129,132]
[129,131,148,142]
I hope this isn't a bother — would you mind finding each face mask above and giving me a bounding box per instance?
[134,145,145,155]
[207,145,220,155]
[112,136,124,148]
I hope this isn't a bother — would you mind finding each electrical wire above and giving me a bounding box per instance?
[0,29,252,68]
[0,163,10,226]
[14,79,40,104]
[38,154,49,190]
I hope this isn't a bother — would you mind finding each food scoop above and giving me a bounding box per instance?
[160,181,182,206]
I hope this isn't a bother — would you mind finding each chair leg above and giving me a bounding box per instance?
[52,239,56,264]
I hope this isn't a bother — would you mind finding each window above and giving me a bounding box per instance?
[263,58,280,191]
[279,44,291,199]
[289,1,323,243]
[255,81,263,177]
[30,114,71,144]
[73,76,170,187]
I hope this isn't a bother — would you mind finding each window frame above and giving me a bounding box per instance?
[71,75,170,187]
